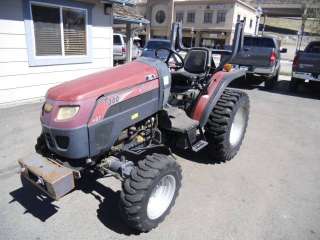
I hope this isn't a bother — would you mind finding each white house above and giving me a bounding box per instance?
[0,0,126,107]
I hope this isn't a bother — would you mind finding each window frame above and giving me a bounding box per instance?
[24,0,93,66]
[187,11,195,23]
[203,11,213,24]
[216,10,226,24]
[176,11,184,22]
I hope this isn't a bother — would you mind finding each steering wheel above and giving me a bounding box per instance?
[155,47,184,70]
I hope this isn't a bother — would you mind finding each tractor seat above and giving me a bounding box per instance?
[172,48,212,87]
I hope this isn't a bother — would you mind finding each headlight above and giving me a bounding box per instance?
[43,103,53,113]
[56,106,80,121]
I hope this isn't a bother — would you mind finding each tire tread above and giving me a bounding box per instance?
[120,153,182,232]
[205,88,249,162]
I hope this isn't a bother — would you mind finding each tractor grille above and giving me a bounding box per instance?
[45,133,55,148]
[55,136,69,149]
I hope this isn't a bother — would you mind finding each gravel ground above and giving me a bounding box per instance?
[0,77,320,240]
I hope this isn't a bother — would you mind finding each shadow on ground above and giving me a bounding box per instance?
[173,149,228,165]
[230,78,320,100]
[9,177,60,222]
[9,174,139,235]
[78,177,140,236]
[259,80,320,100]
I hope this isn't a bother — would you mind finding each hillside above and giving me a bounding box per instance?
[244,0,311,6]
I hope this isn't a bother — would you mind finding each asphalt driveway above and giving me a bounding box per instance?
[0,77,320,240]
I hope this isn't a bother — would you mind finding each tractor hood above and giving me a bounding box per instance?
[47,61,159,101]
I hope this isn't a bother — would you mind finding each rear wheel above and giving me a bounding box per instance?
[265,71,279,90]
[119,153,182,232]
[205,89,249,162]
[289,77,302,92]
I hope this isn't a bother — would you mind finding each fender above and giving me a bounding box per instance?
[192,69,246,127]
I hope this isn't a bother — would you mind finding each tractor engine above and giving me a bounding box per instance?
[168,73,202,111]
[169,88,200,111]
[113,116,160,151]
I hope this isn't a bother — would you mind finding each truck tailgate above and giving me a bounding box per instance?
[113,45,123,56]
[231,47,274,67]
[296,52,320,74]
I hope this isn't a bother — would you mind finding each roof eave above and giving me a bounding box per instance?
[101,0,135,6]
[114,15,150,24]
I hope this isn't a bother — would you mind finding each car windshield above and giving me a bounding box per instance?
[305,42,320,53]
[244,37,275,48]
[146,41,170,50]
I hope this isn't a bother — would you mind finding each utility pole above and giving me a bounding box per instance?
[255,6,262,35]
[296,4,308,52]
[261,15,266,35]
[126,23,133,62]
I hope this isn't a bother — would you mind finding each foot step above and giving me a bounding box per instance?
[191,140,208,152]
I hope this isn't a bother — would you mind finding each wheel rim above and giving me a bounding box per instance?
[229,105,247,147]
[147,174,176,220]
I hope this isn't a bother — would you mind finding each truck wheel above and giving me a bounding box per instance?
[289,77,301,92]
[205,89,249,162]
[265,71,279,90]
[119,153,182,232]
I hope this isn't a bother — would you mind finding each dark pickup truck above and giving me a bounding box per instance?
[290,41,320,91]
[230,35,287,89]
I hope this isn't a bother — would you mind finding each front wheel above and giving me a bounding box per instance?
[35,134,51,157]
[205,89,249,162]
[119,153,182,232]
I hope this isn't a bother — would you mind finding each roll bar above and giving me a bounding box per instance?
[170,20,245,71]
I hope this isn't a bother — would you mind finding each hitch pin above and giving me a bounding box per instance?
[36,177,44,185]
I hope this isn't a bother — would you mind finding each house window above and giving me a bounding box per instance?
[187,11,195,23]
[32,5,62,56]
[176,11,184,22]
[32,4,87,56]
[63,8,87,55]
[216,11,226,24]
[24,0,93,66]
[249,19,253,28]
[203,12,213,24]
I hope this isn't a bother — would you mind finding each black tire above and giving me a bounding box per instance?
[35,134,50,157]
[120,153,182,232]
[204,89,249,162]
[264,71,279,90]
[289,77,301,92]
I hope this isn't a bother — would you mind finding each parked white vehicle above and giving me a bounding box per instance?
[113,33,127,63]
[133,36,142,59]
[113,33,141,63]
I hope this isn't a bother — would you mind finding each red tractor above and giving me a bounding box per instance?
[19,22,249,232]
